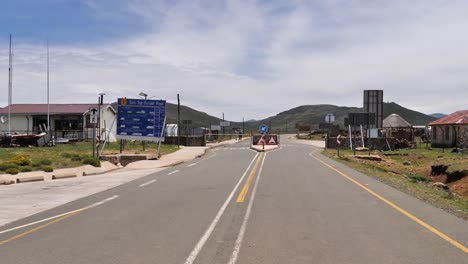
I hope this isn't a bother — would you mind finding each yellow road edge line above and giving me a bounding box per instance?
[0,208,87,247]
[237,152,264,203]
[309,152,468,254]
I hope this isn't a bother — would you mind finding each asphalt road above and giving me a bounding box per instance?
[0,137,467,263]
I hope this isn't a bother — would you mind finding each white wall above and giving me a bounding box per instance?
[100,106,117,142]
[0,115,31,133]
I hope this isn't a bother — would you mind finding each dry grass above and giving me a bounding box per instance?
[322,147,468,219]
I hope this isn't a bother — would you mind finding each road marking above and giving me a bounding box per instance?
[237,153,264,203]
[0,195,119,246]
[139,179,157,188]
[229,152,267,264]
[168,170,179,175]
[88,195,119,208]
[187,163,198,167]
[309,151,468,254]
[0,208,85,236]
[183,153,259,264]
[0,209,85,246]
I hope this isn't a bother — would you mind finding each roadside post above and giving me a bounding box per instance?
[325,113,335,149]
[337,134,342,157]
[259,124,269,151]
[89,107,98,157]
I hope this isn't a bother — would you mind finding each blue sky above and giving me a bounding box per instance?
[1,0,468,121]
[0,0,147,44]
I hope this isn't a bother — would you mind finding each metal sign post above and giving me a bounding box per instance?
[89,107,98,157]
[116,98,166,155]
[337,134,342,157]
[92,123,96,157]
[259,124,269,134]
[325,114,335,148]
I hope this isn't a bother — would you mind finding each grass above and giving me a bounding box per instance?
[322,147,468,219]
[0,141,179,171]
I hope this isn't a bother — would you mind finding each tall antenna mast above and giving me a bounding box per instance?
[8,34,12,135]
[47,38,50,132]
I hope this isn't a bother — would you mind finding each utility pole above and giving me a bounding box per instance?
[177,94,180,148]
[242,117,245,134]
[47,38,50,133]
[8,34,13,135]
[222,112,225,135]
[98,93,105,142]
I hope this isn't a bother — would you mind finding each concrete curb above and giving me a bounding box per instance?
[1,140,238,186]
[160,160,185,167]
[250,145,280,152]
[16,175,45,183]
[13,171,48,184]
[51,172,77,180]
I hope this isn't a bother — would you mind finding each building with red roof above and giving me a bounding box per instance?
[428,110,468,148]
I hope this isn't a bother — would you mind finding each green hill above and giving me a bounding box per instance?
[113,101,436,133]
[165,103,224,128]
[242,102,436,133]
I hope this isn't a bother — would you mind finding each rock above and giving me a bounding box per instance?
[431,165,448,176]
[0,179,15,185]
[446,170,468,183]
[354,155,382,161]
[403,160,411,166]
[431,182,449,190]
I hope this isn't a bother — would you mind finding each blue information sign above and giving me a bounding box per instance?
[259,124,269,134]
[117,98,166,142]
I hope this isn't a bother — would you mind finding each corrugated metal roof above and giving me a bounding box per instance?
[383,113,412,128]
[428,110,468,126]
[0,104,109,115]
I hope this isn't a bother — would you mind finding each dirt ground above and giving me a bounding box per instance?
[360,151,468,198]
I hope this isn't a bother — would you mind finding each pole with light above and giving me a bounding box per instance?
[139,92,148,151]
[98,93,105,154]
[177,94,180,148]
[139,92,148,100]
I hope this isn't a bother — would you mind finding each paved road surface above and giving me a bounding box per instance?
[0,137,466,263]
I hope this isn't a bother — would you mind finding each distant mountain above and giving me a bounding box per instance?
[430,113,447,119]
[245,102,436,132]
[165,103,224,128]
[382,102,436,126]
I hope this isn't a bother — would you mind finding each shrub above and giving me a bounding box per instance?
[0,162,19,171]
[5,168,19,175]
[375,166,388,173]
[409,175,428,183]
[82,156,101,167]
[20,166,33,172]
[61,152,72,158]
[32,159,52,167]
[70,154,82,161]
[40,165,54,172]
[9,155,32,166]
[39,159,52,165]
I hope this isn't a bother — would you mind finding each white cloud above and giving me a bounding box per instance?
[1,0,467,121]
